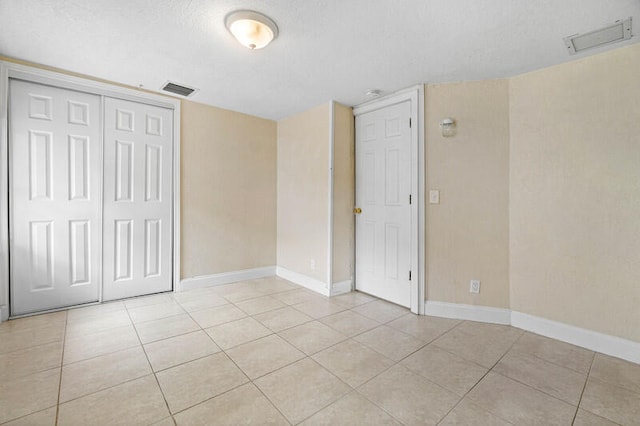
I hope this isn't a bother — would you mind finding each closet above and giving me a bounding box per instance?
[8,77,175,316]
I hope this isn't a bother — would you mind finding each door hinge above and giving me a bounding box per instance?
[409,270,412,281]
[409,117,412,128]
[409,194,412,205]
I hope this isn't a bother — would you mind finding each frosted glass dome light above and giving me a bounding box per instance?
[225,10,279,50]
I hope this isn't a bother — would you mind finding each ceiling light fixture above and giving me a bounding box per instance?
[225,10,278,50]
[365,89,382,98]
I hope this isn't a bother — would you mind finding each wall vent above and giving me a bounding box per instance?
[564,18,632,55]
[161,81,198,97]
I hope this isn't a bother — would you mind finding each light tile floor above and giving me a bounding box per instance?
[0,276,638,425]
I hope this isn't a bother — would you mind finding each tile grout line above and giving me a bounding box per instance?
[513,332,596,376]
[333,340,410,426]
[281,357,356,425]
[175,289,295,425]
[489,362,588,408]
[55,311,69,426]
[59,340,139,368]
[182,289,380,424]
[571,351,597,425]
[123,300,174,424]
[343,312,456,425]
[0,332,66,356]
[483,330,598,411]
[244,368,295,425]
[433,321,523,425]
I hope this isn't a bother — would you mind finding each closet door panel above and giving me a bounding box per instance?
[102,97,173,300]
[9,80,101,315]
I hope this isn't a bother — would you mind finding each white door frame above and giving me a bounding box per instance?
[0,61,181,320]
[353,85,425,315]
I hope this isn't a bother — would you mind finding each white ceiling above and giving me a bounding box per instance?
[1,0,638,120]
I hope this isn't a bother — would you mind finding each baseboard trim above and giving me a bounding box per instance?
[331,280,352,296]
[511,311,640,365]
[276,267,329,297]
[180,266,276,292]
[425,301,511,325]
[423,300,640,364]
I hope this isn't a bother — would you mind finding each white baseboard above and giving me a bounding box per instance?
[0,304,8,321]
[425,301,511,325]
[511,311,640,365]
[331,280,352,296]
[423,300,640,365]
[180,266,276,292]
[276,266,330,297]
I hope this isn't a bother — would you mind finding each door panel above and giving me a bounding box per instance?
[102,97,173,300]
[355,101,411,307]
[9,80,101,315]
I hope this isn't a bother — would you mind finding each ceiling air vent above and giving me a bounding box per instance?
[564,18,632,55]
[161,81,198,97]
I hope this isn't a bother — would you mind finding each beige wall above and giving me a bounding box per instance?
[277,103,330,283]
[332,103,355,283]
[425,80,511,308]
[509,43,640,342]
[181,101,277,278]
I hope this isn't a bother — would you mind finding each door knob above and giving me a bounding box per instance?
[353,207,362,214]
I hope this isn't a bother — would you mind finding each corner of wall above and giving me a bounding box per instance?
[276,102,331,289]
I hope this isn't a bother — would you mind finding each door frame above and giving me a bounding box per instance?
[353,85,425,315]
[0,60,181,320]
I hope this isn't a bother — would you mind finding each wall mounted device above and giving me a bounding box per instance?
[440,118,456,137]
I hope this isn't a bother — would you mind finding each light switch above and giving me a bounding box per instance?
[429,190,440,204]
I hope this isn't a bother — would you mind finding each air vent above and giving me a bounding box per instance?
[161,81,198,97]
[564,18,632,55]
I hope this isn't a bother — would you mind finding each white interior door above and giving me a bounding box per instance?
[102,97,173,301]
[355,100,412,307]
[9,80,102,315]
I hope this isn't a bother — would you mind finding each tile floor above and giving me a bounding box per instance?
[0,276,639,425]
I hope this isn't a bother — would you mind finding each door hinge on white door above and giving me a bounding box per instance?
[409,270,412,281]
[409,117,412,128]
[409,194,412,204]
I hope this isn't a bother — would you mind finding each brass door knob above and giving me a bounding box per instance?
[353,207,362,214]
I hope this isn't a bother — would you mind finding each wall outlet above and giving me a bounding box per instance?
[470,280,481,294]
[310,259,316,270]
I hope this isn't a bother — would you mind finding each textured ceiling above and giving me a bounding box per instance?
[1,0,638,120]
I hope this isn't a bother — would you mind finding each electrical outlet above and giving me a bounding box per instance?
[310,259,316,270]
[470,280,480,294]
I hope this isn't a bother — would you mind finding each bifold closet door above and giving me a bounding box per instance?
[9,80,102,315]
[102,97,173,301]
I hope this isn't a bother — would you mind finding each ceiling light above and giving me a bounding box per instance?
[365,89,382,98]
[225,10,278,50]
[563,18,632,55]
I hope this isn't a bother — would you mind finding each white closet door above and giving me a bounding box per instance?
[102,97,173,300]
[355,100,412,307]
[9,80,102,315]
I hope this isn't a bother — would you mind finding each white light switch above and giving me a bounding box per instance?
[429,190,440,204]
